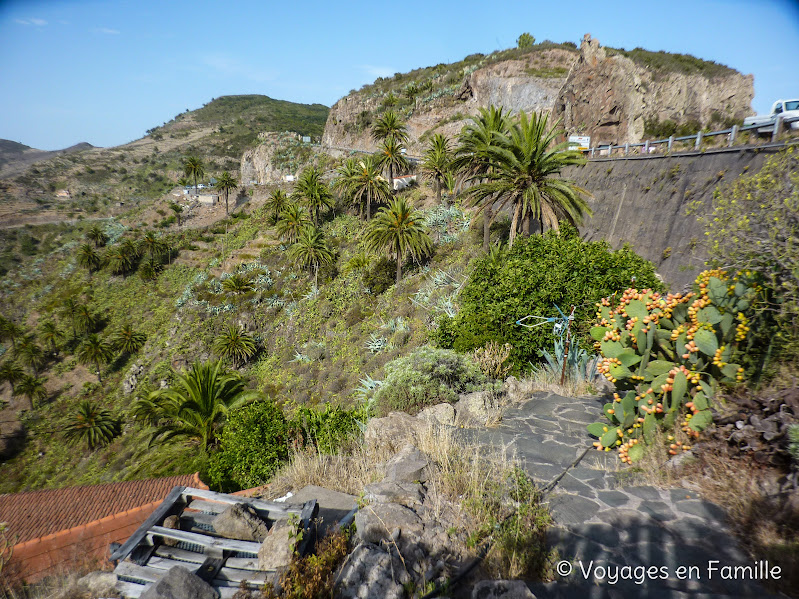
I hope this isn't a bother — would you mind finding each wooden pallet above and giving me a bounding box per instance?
[112,486,317,598]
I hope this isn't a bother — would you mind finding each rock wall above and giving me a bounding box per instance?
[553,34,754,146]
[240,132,313,185]
[565,147,777,290]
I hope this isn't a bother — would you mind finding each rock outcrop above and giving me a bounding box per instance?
[321,35,753,153]
[553,34,754,145]
[239,132,315,185]
[322,49,576,155]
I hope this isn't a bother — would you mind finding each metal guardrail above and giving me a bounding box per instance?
[586,115,799,159]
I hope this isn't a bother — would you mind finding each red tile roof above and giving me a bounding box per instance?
[0,473,204,544]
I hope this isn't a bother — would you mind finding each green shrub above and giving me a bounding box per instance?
[206,399,289,492]
[435,226,661,372]
[372,346,486,416]
[287,403,362,454]
[362,256,395,295]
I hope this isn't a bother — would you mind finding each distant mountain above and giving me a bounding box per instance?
[0,140,94,178]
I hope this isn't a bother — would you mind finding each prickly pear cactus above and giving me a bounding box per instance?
[587,269,753,463]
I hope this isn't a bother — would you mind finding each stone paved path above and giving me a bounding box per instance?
[456,392,782,598]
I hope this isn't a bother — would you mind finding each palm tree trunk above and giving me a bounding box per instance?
[436,177,441,203]
[523,211,531,237]
[483,204,493,252]
[194,173,198,196]
[366,189,371,221]
[396,254,402,285]
[95,360,102,383]
[509,204,521,249]
[314,263,319,289]
[225,191,229,216]
[389,164,394,193]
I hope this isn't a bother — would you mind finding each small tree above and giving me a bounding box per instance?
[86,225,108,248]
[365,197,433,284]
[288,226,335,288]
[113,323,146,355]
[169,202,184,226]
[16,375,47,410]
[64,401,120,449]
[77,334,114,382]
[517,33,535,49]
[77,243,102,276]
[215,171,238,216]
[276,204,312,244]
[213,326,257,368]
[183,156,205,195]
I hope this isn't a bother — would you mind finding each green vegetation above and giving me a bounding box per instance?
[206,399,289,491]
[372,346,486,415]
[63,401,121,449]
[606,46,736,78]
[435,226,662,371]
[587,270,753,462]
[517,33,536,49]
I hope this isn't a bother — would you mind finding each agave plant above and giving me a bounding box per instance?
[63,401,121,449]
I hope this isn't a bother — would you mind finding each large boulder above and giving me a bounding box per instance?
[383,445,431,483]
[364,481,424,506]
[139,566,218,599]
[455,391,498,425]
[212,503,268,542]
[0,416,25,460]
[417,403,456,427]
[257,519,297,570]
[355,503,424,545]
[365,411,425,451]
[335,544,410,599]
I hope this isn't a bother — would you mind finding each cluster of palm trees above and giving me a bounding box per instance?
[77,225,171,281]
[182,156,239,216]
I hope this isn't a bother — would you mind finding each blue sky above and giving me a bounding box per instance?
[1,0,797,150]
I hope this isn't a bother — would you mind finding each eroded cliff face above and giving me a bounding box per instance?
[321,49,577,154]
[321,35,753,152]
[553,34,754,145]
[240,132,315,185]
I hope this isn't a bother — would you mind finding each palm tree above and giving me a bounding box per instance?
[39,321,63,355]
[421,134,452,203]
[364,197,433,284]
[113,323,146,355]
[183,156,205,195]
[75,305,98,335]
[16,375,47,410]
[213,326,257,368]
[292,167,333,227]
[77,243,102,276]
[465,111,591,248]
[376,136,410,192]
[372,110,409,145]
[265,189,289,223]
[0,317,24,351]
[169,202,184,226]
[177,176,191,188]
[454,106,511,252]
[221,273,254,296]
[63,401,120,449]
[276,204,311,244]
[215,171,238,216]
[106,244,135,276]
[131,360,260,450]
[15,335,44,376]
[60,298,81,338]
[0,361,24,396]
[141,231,166,262]
[76,334,114,382]
[288,227,335,288]
[333,157,391,222]
[86,225,108,248]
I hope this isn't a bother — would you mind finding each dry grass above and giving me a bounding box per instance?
[679,446,799,597]
[263,424,555,581]
[521,370,599,399]
[0,569,117,599]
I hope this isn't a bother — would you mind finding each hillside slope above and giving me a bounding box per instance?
[1,95,329,228]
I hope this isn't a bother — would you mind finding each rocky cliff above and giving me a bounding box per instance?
[553,35,754,146]
[322,47,577,155]
[321,35,753,152]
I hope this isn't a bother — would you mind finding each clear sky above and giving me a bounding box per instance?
[1,0,797,150]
